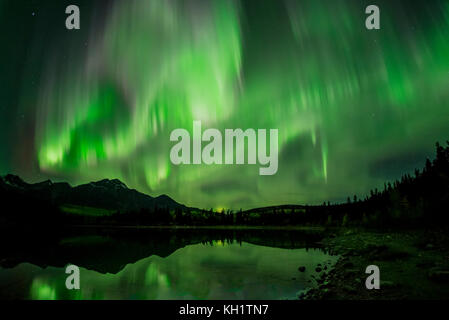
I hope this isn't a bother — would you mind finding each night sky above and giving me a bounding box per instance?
[1,0,449,210]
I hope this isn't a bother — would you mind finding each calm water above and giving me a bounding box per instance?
[0,228,338,300]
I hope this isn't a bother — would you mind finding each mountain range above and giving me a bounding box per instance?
[0,174,185,213]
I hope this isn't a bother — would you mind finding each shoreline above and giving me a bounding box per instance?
[60,224,328,231]
[301,227,449,299]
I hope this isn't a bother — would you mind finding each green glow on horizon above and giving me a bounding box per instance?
[30,279,57,300]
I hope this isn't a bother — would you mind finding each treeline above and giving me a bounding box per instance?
[0,184,62,228]
[120,141,449,228]
[64,141,449,228]
[345,141,449,227]
[256,141,449,228]
[3,141,449,228]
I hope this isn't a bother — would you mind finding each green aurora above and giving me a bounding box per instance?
[18,241,334,299]
[1,0,449,209]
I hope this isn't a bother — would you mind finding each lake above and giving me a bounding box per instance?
[0,227,338,300]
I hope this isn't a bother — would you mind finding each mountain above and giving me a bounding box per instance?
[0,174,185,213]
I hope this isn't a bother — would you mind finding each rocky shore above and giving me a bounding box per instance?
[299,228,449,300]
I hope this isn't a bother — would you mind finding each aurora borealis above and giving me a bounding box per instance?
[1,0,449,209]
[2,240,336,299]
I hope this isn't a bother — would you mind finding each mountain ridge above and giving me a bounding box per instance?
[0,174,185,213]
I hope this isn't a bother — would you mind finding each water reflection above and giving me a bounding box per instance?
[0,228,337,300]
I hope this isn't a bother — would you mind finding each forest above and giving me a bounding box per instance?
[2,141,449,229]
